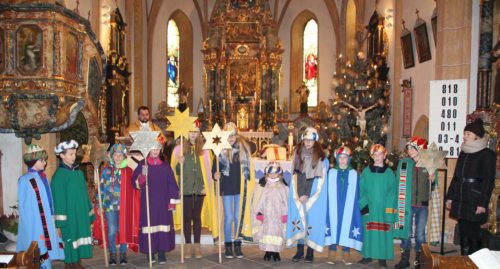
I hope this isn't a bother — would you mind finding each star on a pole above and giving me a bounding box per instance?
[416,142,448,175]
[84,136,110,167]
[202,123,231,156]
[166,108,198,139]
[130,131,161,158]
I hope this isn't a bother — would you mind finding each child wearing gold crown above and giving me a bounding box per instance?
[358,144,397,268]
[17,144,64,269]
[251,161,288,262]
[325,146,363,266]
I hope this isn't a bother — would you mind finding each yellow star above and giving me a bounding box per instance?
[416,142,448,175]
[166,108,198,139]
[84,136,110,167]
[202,123,232,156]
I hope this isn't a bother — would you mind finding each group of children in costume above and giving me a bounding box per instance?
[15,122,441,269]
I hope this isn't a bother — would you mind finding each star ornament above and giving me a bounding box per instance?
[416,142,448,175]
[202,123,231,157]
[166,108,198,139]
[84,136,110,167]
[130,131,161,158]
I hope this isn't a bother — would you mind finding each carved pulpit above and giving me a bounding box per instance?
[202,0,283,131]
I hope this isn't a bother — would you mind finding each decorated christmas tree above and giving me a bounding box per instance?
[325,52,393,170]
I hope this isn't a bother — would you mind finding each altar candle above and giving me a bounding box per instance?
[259,100,262,112]
[274,100,278,111]
[209,100,212,112]
[223,99,226,109]
[288,132,293,157]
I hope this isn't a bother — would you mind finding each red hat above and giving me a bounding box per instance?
[192,119,201,132]
[406,136,428,150]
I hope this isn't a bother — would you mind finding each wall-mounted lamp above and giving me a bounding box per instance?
[385,8,394,28]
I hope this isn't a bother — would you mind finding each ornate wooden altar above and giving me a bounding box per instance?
[202,0,283,131]
[104,8,130,143]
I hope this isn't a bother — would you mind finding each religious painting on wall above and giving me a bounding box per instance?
[414,21,431,63]
[226,22,260,43]
[16,25,43,74]
[0,28,4,73]
[303,19,318,107]
[229,60,259,99]
[231,0,258,10]
[401,29,415,69]
[65,32,79,79]
[167,19,180,108]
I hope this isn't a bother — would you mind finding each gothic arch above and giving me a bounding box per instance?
[166,10,194,110]
[290,10,318,113]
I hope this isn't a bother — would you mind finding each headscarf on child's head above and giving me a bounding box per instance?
[294,127,325,171]
[259,161,286,187]
[334,146,352,169]
[109,143,128,168]
[24,144,48,168]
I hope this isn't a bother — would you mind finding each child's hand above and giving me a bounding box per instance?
[299,195,308,204]
[214,172,221,181]
[141,165,148,176]
[178,156,185,165]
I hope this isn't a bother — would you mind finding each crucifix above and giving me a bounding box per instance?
[341,100,378,137]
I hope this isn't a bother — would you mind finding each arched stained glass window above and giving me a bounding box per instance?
[167,19,180,107]
[303,19,318,107]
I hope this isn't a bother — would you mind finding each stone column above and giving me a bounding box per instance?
[477,0,494,110]
[435,0,472,243]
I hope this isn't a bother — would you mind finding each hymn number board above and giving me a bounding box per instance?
[429,79,467,158]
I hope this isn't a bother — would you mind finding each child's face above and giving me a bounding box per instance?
[188,131,199,143]
[266,172,280,182]
[112,152,124,165]
[60,149,76,166]
[371,151,385,166]
[32,158,47,171]
[303,139,315,150]
[149,149,161,158]
[337,154,349,169]
[407,146,419,159]
[228,134,236,146]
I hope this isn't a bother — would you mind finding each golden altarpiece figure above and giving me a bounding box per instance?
[202,0,283,132]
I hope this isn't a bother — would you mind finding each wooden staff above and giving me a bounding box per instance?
[94,166,109,267]
[216,156,222,263]
[144,164,153,268]
[180,136,185,263]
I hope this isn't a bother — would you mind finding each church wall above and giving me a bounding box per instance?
[150,0,203,118]
[0,134,23,215]
[278,0,337,110]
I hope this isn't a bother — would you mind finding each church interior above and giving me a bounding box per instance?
[0,0,499,268]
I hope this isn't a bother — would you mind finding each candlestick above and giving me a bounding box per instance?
[274,100,277,111]
[209,99,212,112]
[288,132,293,159]
[259,100,262,113]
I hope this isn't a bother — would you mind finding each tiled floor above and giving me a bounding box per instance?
[45,242,460,269]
